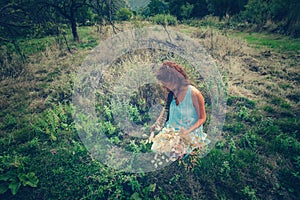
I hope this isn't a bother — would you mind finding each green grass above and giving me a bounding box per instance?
[16,37,55,55]
[232,32,300,53]
[9,26,99,57]
[184,19,300,53]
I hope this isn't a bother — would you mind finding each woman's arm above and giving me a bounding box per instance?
[155,107,165,125]
[151,90,171,131]
[150,106,166,132]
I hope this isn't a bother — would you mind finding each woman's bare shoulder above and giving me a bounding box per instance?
[190,85,202,96]
[190,85,204,104]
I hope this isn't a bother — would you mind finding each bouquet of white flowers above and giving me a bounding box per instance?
[146,126,207,161]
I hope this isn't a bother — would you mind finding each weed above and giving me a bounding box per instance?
[277,118,300,140]
[238,106,250,121]
[227,96,255,109]
[229,138,237,156]
[0,171,39,195]
[241,186,258,200]
[0,153,39,196]
[128,104,142,124]
[223,122,246,135]
[273,134,300,155]
[270,96,291,109]
[149,14,178,26]
[109,136,121,145]
[220,160,231,176]
[277,168,300,198]
[31,103,74,141]
[2,114,17,130]
[99,121,117,136]
[263,105,275,113]
[240,131,257,150]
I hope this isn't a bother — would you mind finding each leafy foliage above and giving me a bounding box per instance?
[0,152,39,196]
[116,8,133,21]
[149,14,178,26]
[206,0,248,19]
[142,0,169,17]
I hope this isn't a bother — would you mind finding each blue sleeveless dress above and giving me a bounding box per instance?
[165,85,210,155]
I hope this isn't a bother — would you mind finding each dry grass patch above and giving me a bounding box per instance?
[177,26,299,114]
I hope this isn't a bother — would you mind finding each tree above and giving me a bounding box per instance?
[91,0,126,33]
[116,7,133,21]
[285,0,300,36]
[206,0,247,19]
[270,0,300,36]
[180,2,194,19]
[76,6,94,25]
[37,0,91,42]
[164,0,209,20]
[0,0,33,42]
[189,0,209,19]
[142,0,169,17]
[164,0,184,19]
[241,0,270,26]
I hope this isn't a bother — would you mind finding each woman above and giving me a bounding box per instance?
[151,61,210,158]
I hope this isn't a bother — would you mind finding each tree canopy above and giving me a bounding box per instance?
[0,0,299,44]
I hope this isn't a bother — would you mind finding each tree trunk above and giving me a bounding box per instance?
[70,0,79,42]
[71,18,79,42]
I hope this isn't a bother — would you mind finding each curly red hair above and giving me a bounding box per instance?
[156,61,190,106]
[156,61,189,86]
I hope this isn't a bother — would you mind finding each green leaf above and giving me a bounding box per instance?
[0,170,17,181]
[50,134,57,141]
[8,179,21,195]
[142,183,156,194]
[61,123,68,128]
[0,183,9,194]
[0,174,11,181]
[18,172,39,187]
[130,192,142,200]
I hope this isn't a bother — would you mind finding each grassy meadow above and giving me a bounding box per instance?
[0,20,300,200]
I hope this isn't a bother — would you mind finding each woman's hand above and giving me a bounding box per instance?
[150,123,156,132]
[179,128,191,143]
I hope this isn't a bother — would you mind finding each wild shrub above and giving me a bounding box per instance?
[116,8,133,21]
[149,14,178,26]
[31,103,74,141]
[0,153,39,196]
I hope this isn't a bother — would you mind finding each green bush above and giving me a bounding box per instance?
[240,0,270,26]
[149,14,178,26]
[0,171,39,195]
[0,153,39,196]
[116,8,133,21]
